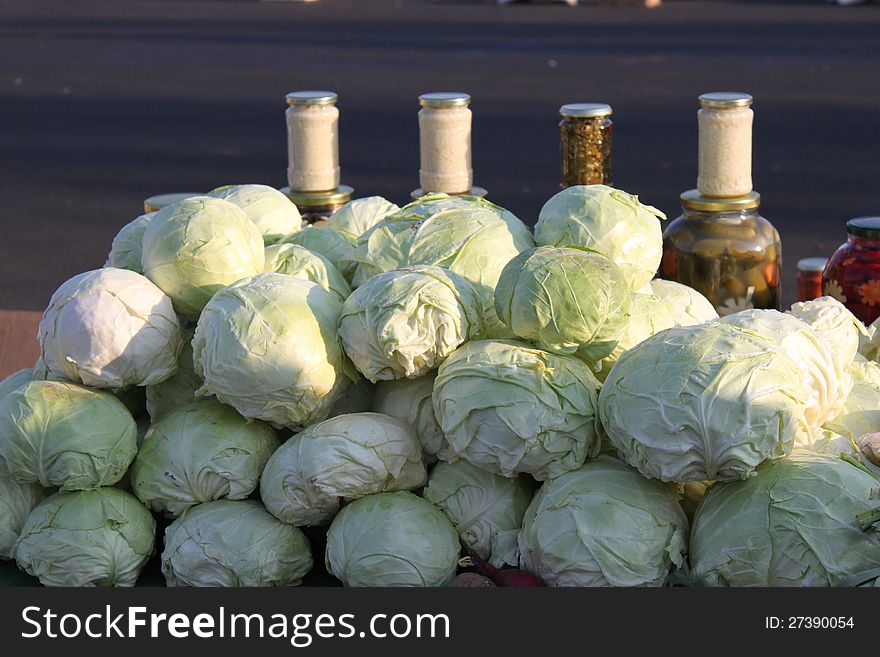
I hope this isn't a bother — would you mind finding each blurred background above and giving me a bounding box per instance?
[2,0,879,310]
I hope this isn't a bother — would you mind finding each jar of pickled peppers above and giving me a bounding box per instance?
[660,190,781,316]
[823,217,880,325]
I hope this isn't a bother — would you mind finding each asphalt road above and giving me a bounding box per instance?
[1,0,879,310]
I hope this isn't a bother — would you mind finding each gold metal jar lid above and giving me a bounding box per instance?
[560,103,612,118]
[280,184,353,207]
[698,92,753,109]
[285,90,338,106]
[419,92,471,108]
[143,192,203,213]
[680,189,761,212]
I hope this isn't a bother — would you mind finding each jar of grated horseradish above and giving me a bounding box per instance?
[697,92,754,198]
[286,90,340,193]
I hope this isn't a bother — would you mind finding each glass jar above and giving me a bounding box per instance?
[697,92,754,198]
[822,217,880,325]
[796,257,828,303]
[143,192,202,213]
[559,103,612,188]
[660,190,781,316]
[285,90,340,193]
[418,92,473,194]
[280,185,353,226]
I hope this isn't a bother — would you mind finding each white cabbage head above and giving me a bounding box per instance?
[0,475,47,560]
[690,450,880,586]
[424,460,534,567]
[348,194,535,337]
[145,328,202,420]
[373,374,446,462]
[518,455,688,587]
[720,309,852,427]
[141,196,265,320]
[534,185,666,291]
[325,491,460,587]
[161,499,313,587]
[0,380,137,490]
[260,412,426,527]
[787,296,866,368]
[105,212,155,274]
[262,243,350,302]
[326,196,400,244]
[15,488,155,587]
[823,377,880,443]
[585,292,676,382]
[599,322,810,482]
[649,279,719,325]
[433,340,602,480]
[494,246,633,362]
[0,368,34,402]
[39,267,183,388]
[131,400,280,517]
[338,265,484,382]
[192,273,353,429]
[207,184,301,245]
[286,226,356,280]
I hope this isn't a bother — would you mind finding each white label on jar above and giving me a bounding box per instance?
[419,106,473,194]
[287,104,340,193]
[697,106,753,198]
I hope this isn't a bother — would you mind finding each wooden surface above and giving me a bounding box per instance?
[0,310,41,379]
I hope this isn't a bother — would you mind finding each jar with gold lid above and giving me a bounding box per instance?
[697,92,754,198]
[413,92,486,199]
[559,103,612,188]
[660,190,781,316]
[823,217,880,324]
[284,90,353,224]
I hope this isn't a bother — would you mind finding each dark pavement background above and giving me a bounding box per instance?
[2,0,879,310]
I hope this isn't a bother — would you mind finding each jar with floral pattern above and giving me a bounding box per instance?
[823,217,880,325]
[660,190,781,316]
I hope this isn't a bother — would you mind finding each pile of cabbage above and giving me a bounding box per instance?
[1,183,878,588]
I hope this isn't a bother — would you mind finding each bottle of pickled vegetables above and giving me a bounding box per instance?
[660,191,781,316]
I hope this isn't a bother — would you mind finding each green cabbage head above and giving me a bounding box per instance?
[518,455,688,586]
[534,185,666,291]
[599,323,810,482]
[162,500,313,587]
[823,377,880,443]
[141,196,265,320]
[325,491,460,587]
[105,212,154,274]
[145,328,203,420]
[787,296,866,368]
[0,380,137,490]
[650,279,718,325]
[720,309,851,427]
[0,368,34,402]
[208,184,301,245]
[0,474,47,560]
[192,273,352,429]
[15,488,155,586]
[262,243,350,302]
[494,246,632,362]
[286,226,356,280]
[131,400,280,517]
[433,340,602,480]
[424,460,534,567]
[39,268,183,388]
[339,265,484,381]
[260,412,426,527]
[326,196,399,244]
[690,450,880,586]
[373,374,446,462]
[348,194,535,337]
[585,291,675,381]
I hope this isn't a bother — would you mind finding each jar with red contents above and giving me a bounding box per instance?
[823,216,880,325]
